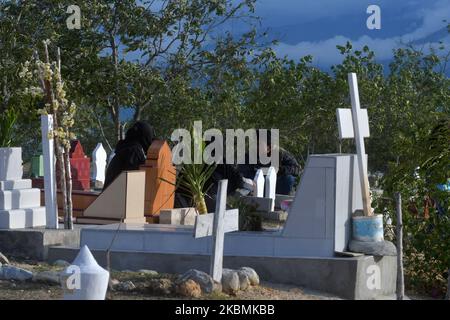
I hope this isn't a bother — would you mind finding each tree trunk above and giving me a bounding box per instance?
[55,140,67,228]
[63,147,73,230]
[395,192,405,300]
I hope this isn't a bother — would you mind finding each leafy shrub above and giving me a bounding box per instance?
[0,108,18,148]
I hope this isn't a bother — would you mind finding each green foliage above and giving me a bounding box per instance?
[376,117,450,297]
[228,196,262,231]
[0,108,18,147]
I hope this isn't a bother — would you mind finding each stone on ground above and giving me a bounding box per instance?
[53,259,70,268]
[0,265,33,281]
[178,269,216,294]
[148,278,173,296]
[349,240,397,256]
[0,252,10,265]
[239,267,260,286]
[138,269,158,276]
[109,278,120,287]
[237,270,251,291]
[222,269,240,295]
[116,280,136,291]
[176,279,202,298]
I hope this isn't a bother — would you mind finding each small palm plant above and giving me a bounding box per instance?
[0,108,18,148]
[161,125,216,215]
[176,158,217,214]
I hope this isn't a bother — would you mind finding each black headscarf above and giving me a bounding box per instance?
[123,121,155,154]
[103,121,155,190]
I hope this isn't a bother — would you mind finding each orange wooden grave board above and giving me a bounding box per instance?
[139,140,176,222]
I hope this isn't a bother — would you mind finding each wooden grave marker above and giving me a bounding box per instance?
[336,73,373,216]
[139,140,176,223]
[194,180,239,282]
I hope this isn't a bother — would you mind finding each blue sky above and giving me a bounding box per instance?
[240,0,449,68]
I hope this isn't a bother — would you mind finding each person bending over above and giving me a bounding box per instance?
[103,121,155,190]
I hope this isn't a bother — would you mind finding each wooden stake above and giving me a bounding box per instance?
[395,192,405,300]
[348,73,372,216]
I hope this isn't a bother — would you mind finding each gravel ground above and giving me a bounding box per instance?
[0,259,342,300]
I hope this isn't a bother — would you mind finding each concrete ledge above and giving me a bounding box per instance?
[0,179,32,191]
[260,210,288,222]
[241,196,274,212]
[0,188,41,210]
[0,227,80,260]
[0,207,46,229]
[47,246,396,300]
[159,207,197,225]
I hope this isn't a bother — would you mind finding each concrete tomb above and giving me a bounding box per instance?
[0,147,46,229]
[79,153,366,256]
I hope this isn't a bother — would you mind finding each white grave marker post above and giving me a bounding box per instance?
[92,143,107,187]
[339,73,373,216]
[194,180,239,282]
[265,166,277,211]
[41,115,58,229]
[253,169,265,197]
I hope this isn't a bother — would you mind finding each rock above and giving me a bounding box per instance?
[0,265,33,281]
[349,240,397,256]
[237,270,251,291]
[176,279,202,298]
[138,269,158,276]
[32,271,61,285]
[238,267,259,286]
[0,252,10,265]
[221,269,240,295]
[53,260,70,268]
[116,280,136,291]
[178,269,216,294]
[148,278,173,296]
[109,278,120,287]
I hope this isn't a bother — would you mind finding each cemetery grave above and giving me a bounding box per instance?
[0,73,402,300]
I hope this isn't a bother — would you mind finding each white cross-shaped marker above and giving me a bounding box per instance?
[336,73,373,216]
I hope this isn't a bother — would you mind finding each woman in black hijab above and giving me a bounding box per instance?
[103,121,155,190]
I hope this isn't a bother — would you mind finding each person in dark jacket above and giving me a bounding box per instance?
[239,130,301,195]
[103,121,155,190]
[276,148,301,195]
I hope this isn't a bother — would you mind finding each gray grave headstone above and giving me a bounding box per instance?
[253,169,264,197]
[91,143,107,188]
[264,166,277,211]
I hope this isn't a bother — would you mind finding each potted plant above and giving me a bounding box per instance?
[0,108,22,181]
